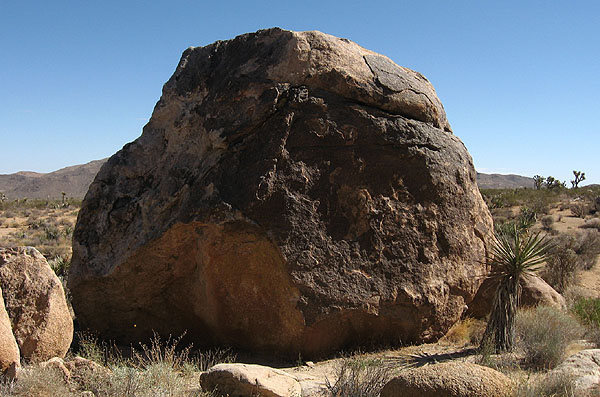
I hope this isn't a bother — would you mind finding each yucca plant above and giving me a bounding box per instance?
[480,225,553,352]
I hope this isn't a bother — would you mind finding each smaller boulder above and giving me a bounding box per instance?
[63,356,111,380]
[0,247,73,363]
[200,363,302,397]
[547,349,600,393]
[380,361,512,397]
[466,275,566,319]
[39,357,70,381]
[0,287,20,375]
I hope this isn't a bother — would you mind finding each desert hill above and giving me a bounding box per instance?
[0,159,107,199]
[0,159,536,199]
[476,172,534,189]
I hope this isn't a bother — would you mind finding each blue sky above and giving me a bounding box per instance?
[1,1,599,184]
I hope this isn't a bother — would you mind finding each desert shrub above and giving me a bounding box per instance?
[579,230,600,269]
[518,207,537,228]
[68,332,229,396]
[131,333,193,372]
[570,297,600,347]
[324,357,392,397]
[542,231,600,291]
[542,241,579,293]
[570,202,589,218]
[79,363,202,397]
[571,297,600,328]
[0,366,75,397]
[531,196,552,216]
[193,347,236,372]
[514,372,577,397]
[43,225,61,241]
[48,255,70,278]
[494,207,539,236]
[76,331,110,365]
[2,210,16,219]
[63,225,74,237]
[515,306,584,370]
[541,215,554,231]
[27,218,47,230]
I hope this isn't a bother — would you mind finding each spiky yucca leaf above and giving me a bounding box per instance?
[489,225,553,280]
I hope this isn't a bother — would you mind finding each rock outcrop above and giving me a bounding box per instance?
[69,28,493,357]
[466,274,566,319]
[0,287,20,374]
[380,361,513,397]
[200,363,302,397]
[547,349,600,394]
[0,247,73,362]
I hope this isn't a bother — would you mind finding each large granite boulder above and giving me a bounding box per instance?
[69,28,493,357]
[0,287,20,375]
[0,247,73,362]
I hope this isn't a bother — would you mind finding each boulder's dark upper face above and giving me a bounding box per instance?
[69,28,492,358]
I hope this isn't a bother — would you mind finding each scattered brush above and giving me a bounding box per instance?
[571,202,589,219]
[515,305,584,370]
[324,356,393,397]
[514,372,578,397]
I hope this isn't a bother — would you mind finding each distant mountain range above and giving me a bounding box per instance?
[0,159,535,199]
[476,172,534,189]
[0,159,107,199]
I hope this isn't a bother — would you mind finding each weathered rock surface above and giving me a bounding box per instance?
[69,28,493,357]
[0,287,20,374]
[200,363,302,397]
[0,247,73,362]
[547,349,600,393]
[380,361,513,397]
[39,357,71,381]
[466,274,566,319]
[39,356,111,383]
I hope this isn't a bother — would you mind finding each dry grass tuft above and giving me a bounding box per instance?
[324,356,393,397]
[514,372,578,397]
[441,318,486,346]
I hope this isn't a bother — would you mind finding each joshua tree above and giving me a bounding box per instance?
[545,176,564,189]
[533,175,545,190]
[480,226,552,352]
[571,170,586,188]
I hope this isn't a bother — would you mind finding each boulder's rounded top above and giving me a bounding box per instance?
[166,27,451,131]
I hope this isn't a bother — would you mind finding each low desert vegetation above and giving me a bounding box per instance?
[542,231,600,292]
[324,356,393,397]
[515,306,584,370]
[0,332,234,397]
[481,184,600,213]
[513,372,578,397]
[0,198,80,278]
